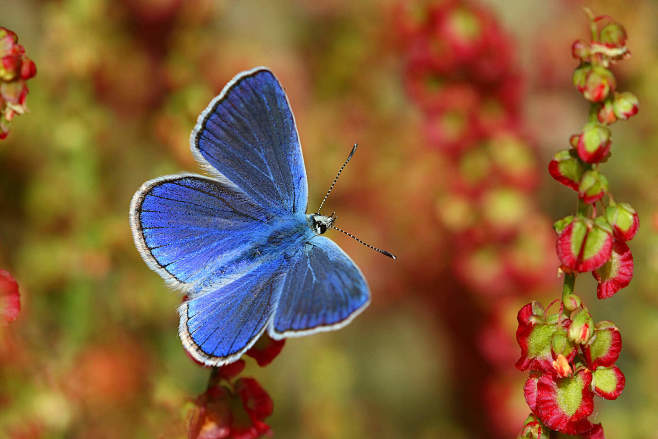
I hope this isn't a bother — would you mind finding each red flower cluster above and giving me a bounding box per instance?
[395,2,556,435]
[0,27,36,140]
[0,269,20,325]
[396,0,554,299]
[518,12,638,438]
[516,301,624,436]
[395,0,520,155]
[549,14,638,300]
[188,335,284,439]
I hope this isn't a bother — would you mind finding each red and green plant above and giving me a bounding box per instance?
[516,11,637,438]
[187,336,284,439]
[0,27,36,140]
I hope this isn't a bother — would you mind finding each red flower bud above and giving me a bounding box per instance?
[605,202,639,241]
[572,64,589,94]
[592,365,625,400]
[597,99,616,125]
[571,39,589,60]
[585,66,616,102]
[578,170,608,204]
[552,353,573,378]
[548,149,584,191]
[567,307,594,345]
[217,360,246,381]
[245,334,285,367]
[551,329,577,362]
[600,22,627,49]
[593,239,633,299]
[577,123,611,163]
[562,293,582,312]
[235,377,274,421]
[584,424,605,439]
[574,64,616,103]
[517,413,549,439]
[583,321,622,369]
[556,216,613,273]
[612,91,639,120]
[20,57,36,80]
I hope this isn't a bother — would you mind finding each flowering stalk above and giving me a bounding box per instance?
[0,27,36,140]
[187,335,284,439]
[517,11,638,438]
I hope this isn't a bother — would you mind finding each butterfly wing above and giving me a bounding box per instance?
[179,257,285,366]
[130,174,274,292]
[191,67,308,215]
[270,236,370,339]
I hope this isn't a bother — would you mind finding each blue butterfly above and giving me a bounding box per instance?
[130,67,394,366]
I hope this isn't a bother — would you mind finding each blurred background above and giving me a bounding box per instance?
[1,0,657,437]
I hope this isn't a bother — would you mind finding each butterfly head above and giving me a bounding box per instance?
[308,213,336,235]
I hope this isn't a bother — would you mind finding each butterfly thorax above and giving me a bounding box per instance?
[307,214,335,235]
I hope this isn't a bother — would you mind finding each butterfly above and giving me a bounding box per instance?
[130,67,394,366]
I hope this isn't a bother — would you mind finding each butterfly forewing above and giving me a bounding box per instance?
[191,67,308,215]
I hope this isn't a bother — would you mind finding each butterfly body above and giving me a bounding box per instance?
[130,67,371,366]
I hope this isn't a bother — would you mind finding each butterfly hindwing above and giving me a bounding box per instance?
[179,257,285,365]
[191,67,308,215]
[270,236,370,338]
[130,174,273,291]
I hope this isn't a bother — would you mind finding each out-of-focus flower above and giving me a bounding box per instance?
[0,269,20,325]
[67,338,150,407]
[0,27,36,140]
[592,239,633,299]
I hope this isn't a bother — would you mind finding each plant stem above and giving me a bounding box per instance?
[562,272,576,305]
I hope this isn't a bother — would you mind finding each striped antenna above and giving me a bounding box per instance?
[317,143,358,215]
[331,225,397,260]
